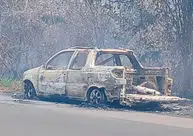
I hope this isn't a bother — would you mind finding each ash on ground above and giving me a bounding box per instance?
[10,92,193,118]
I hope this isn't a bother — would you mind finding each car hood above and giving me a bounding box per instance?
[23,66,41,75]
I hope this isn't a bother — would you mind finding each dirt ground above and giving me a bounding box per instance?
[155,101,193,118]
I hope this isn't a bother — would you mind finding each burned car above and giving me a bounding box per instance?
[23,47,183,105]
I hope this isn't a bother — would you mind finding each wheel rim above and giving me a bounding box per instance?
[25,83,34,98]
[90,89,103,105]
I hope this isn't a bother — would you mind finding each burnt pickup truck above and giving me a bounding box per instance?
[23,47,184,105]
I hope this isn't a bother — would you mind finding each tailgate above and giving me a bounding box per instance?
[122,94,187,104]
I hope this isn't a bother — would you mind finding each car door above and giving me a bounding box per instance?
[66,50,89,98]
[38,51,74,95]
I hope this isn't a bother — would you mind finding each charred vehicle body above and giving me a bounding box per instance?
[23,47,183,105]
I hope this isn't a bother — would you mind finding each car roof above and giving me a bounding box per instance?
[61,46,134,54]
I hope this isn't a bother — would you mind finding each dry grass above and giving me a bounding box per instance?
[0,78,23,92]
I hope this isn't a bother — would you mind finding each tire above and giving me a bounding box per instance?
[87,88,106,105]
[24,81,36,99]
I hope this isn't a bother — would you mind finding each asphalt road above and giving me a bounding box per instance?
[1,94,193,136]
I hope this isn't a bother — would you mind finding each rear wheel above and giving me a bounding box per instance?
[87,88,106,105]
[24,81,36,99]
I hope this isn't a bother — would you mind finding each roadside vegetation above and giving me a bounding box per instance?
[0,77,23,92]
[0,0,193,98]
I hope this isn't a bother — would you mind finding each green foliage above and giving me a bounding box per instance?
[0,78,15,87]
[0,77,23,91]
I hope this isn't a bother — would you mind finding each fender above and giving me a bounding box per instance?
[23,66,41,92]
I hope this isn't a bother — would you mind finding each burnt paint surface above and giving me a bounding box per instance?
[23,48,174,103]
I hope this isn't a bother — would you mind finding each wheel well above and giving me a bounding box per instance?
[86,86,107,100]
[23,80,36,94]
[24,79,33,84]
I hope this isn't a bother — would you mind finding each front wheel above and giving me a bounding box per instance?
[24,82,36,99]
[87,88,106,105]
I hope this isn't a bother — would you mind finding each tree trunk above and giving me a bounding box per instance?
[182,53,193,98]
[180,0,193,98]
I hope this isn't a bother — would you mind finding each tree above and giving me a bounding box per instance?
[157,0,193,97]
